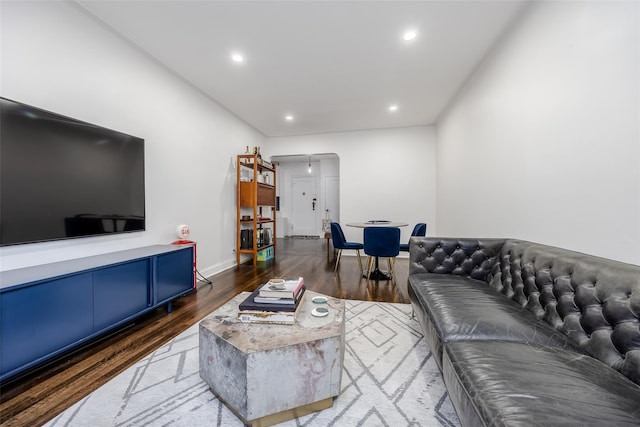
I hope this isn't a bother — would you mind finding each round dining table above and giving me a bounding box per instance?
[345,221,408,279]
[345,221,409,228]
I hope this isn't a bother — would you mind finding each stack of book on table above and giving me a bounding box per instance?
[238,277,305,325]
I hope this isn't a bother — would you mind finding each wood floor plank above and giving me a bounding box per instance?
[0,238,410,426]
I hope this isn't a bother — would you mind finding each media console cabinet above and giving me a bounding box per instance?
[0,244,194,382]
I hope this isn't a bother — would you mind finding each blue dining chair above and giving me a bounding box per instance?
[399,223,427,252]
[363,227,401,282]
[330,222,363,276]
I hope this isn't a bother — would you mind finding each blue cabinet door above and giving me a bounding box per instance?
[1,273,93,377]
[156,247,193,303]
[93,259,151,332]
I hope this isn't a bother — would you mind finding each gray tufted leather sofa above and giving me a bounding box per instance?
[408,237,640,426]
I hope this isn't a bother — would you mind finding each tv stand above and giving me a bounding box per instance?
[0,245,194,381]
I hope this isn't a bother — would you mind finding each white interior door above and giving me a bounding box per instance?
[291,176,317,236]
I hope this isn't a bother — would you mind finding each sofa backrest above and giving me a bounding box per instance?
[409,237,640,385]
[408,237,505,281]
[489,239,640,386]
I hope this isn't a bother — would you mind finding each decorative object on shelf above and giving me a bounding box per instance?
[265,229,272,245]
[176,224,190,239]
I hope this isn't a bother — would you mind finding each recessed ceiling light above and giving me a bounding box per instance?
[389,105,398,112]
[285,115,294,121]
[231,53,244,63]
[403,30,417,41]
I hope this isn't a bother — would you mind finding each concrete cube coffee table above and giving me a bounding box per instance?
[199,290,345,426]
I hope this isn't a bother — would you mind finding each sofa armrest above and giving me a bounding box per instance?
[409,237,505,281]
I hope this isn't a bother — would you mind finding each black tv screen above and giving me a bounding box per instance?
[0,97,145,246]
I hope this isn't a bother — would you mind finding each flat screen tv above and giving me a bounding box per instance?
[0,97,145,246]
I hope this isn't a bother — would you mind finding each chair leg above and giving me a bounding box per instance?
[366,256,374,283]
[387,257,396,283]
[334,249,342,272]
[356,250,363,277]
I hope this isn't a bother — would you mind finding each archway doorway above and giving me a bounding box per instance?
[269,153,339,238]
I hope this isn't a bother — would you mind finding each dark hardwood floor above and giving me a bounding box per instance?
[0,237,410,427]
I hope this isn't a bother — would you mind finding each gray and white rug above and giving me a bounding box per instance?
[46,300,460,426]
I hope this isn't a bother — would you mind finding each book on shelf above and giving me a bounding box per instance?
[258,277,304,299]
[237,291,306,325]
[239,285,306,313]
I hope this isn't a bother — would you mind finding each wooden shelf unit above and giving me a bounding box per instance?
[236,154,276,265]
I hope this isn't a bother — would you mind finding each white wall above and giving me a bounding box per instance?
[0,1,265,273]
[436,1,640,264]
[266,126,437,247]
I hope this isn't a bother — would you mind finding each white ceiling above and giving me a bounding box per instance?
[77,1,528,137]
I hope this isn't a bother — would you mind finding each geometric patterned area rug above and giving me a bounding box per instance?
[45,300,460,427]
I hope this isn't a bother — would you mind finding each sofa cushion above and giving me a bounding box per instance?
[443,340,640,427]
[409,273,580,366]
